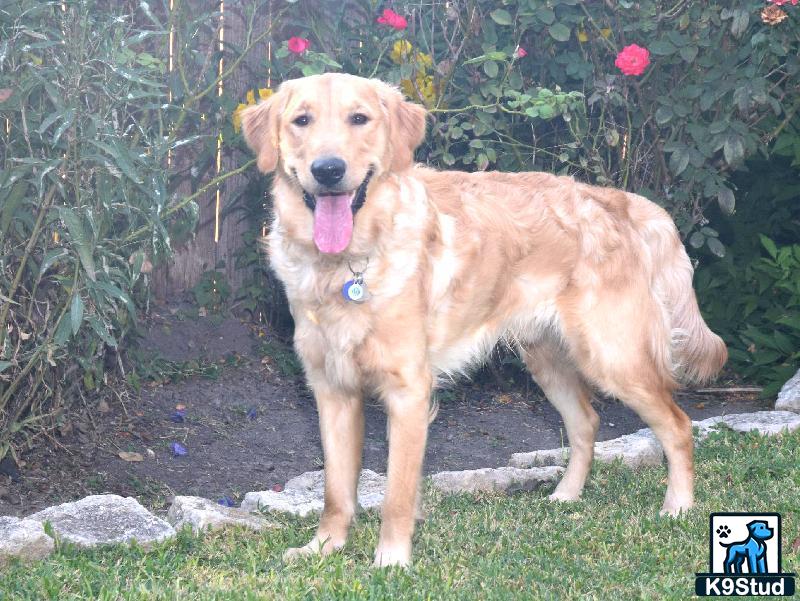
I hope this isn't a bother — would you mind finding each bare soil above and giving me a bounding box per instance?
[0,306,771,516]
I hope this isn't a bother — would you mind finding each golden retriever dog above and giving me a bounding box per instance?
[242,73,727,567]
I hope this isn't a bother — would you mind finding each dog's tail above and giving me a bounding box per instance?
[649,219,728,385]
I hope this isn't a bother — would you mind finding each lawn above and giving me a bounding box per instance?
[1,429,798,600]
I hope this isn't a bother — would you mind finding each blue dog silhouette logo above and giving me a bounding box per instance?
[695,513,796,596]
[719,520,773,574]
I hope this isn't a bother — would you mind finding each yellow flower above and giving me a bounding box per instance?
[577,29,588,43]
[415,51,433,69]
[233,88,271,134]
[401,74,438,108]
[232,102,247,133]
[390,40,413,64]
[600,28,612,39]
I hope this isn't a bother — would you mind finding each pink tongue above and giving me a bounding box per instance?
[313,194,354,254]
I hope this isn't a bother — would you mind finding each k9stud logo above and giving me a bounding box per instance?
[695,513,796,596]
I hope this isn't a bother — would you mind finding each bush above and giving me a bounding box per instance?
[0,0,275,458]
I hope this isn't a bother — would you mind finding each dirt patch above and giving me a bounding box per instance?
[0,311,772,516]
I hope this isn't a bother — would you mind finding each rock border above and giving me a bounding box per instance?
[1,398,797,567]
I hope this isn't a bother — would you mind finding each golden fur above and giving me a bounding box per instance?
[242,73,727,567]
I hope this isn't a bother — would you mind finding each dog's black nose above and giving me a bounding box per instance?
[310,157,346,187]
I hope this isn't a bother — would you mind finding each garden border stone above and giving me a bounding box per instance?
[2,406,798,566]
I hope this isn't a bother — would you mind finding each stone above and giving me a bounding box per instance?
[242,469,387,517]
[429,466,563,495]
[0,517,54,566]
[695,411,800,438]
[594,428,664,467]
[776,369,800,413]
[167,496,274,534]
[510,428,663,469]
[29,494,175,548]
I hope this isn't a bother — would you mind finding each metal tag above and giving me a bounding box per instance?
[342,278,369,303]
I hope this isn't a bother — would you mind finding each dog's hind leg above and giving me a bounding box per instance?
[557,283,696,516]
[521,344,599,502]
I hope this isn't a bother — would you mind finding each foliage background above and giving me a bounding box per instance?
[1,0,798,458]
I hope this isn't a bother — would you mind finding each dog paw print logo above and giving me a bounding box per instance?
[716,524,731,539]
[695,513,796,596]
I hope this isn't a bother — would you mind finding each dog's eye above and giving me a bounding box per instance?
[293,115,310,127]
[350,113,369,125]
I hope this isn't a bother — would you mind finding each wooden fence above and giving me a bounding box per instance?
[152,0,277,300]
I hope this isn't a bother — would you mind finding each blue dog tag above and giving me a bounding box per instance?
[342,279,368,303]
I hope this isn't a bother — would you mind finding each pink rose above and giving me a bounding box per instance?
[515,46,528,59]
[376,8,408,30]
[768,0,798,5]
[615,44,650,77]
[287,37,310,55]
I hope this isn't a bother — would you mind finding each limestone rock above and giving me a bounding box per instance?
[242,469,386,517]
[429,466,563,494]
[29,494,175,548]
[510,428,663,469]
[0,517,54,566]
[695,410,800,438]
[776,369,800,413]
[167,496,275,534]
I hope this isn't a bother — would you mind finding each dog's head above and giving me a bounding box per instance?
[242,73,427,254]
[747,521,774,541]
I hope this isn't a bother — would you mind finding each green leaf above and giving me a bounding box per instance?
[39,248,70,276]
[679,46,698,63]
[760,235,778,259]
[54,313,73,346]
[730,9,749,38]
[717,187,735,215]
[52,108,75,146]
[708,121,728,135]
[94,280,136,317]
[88,316,118,348]
[535,8,555,25]
[655,106,673,125]
[483,60,499,78]
[669,147,690,176]
[0,361,12,373]
[88,140,142,185]
[707,237,725,258]
[689,232,705,249]
[70,294,84,336]
[648,40,676,56]
[548,23,571,42]
[723,135,745,166]
[59,207,96,281]
[0,181,27,238]
[489,9,513,25]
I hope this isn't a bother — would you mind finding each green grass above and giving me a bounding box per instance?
[2,429,798,600]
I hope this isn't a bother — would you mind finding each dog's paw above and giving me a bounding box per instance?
[659,502,693,518]
[283,536,343,562]
[372,544,411,569]
[716,524,731,538]
[548,490,581,503]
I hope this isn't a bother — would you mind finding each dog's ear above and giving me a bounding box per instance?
[241,83,292,173]
[373,81,428,171]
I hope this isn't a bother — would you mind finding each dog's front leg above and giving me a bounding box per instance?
[284,382,364,561]
[373,374,432,568]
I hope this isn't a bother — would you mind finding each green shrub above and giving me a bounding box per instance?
[0,0,275,458]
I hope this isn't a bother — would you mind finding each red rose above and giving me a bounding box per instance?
[287,37,310,55]
[376,8,408,30]
[614,44,650,77]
